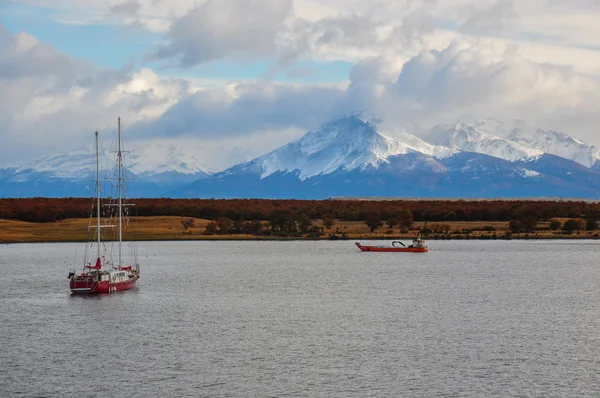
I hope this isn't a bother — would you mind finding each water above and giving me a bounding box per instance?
[1,240,600,397]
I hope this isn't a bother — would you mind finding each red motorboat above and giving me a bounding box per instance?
[69,118,140,294]
[355,238,428,253]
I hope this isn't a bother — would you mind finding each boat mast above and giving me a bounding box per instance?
[117,117,123,267]
[95,131,101,260]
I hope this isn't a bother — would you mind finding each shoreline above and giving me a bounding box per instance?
[1,216,597,244]
[3,236,598,244]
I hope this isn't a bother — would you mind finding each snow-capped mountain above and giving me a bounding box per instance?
[8,144,210,180]
[507,127,600,169]
[3,115,600,199]
[430,119,600,169]
[12,149,99,180]
[128,143,211,176]
[224,116,451,181]
[427,122,543,162]
[173,115,600,199]
[0,144,211,197]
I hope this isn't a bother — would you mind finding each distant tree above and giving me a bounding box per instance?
[521,217,538,233]
[181,218,195,230]
[398,210,414,229]
[232,219,244,234]
[204,221,218,235]
[444,211,456,221]
[306,226,324,238]
[242,220,263,235]
[420,222,433,237]
[575,218,586,232]
[365,214,383,232]
[386,218,399,230]
[323,217,334,230]
[269,210,297,233]
[562,219,578,234]
[549,219,562,231]
[509,219,523,233]
[585,206,600,225]
[298,215,313,234]
[216,217,233,233]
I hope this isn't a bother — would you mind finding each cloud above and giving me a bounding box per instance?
[149,0,441,67]
[133,36,600,161]
[4,1,600,171]
[133,81,346,138]
[0,26,193,164]
[152,0,295,66]
[350,39,600,139]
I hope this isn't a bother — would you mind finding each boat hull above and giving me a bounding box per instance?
[70,276,139,294]
[355,242,428,253]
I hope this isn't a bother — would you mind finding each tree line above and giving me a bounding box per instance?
[1,198,599,226]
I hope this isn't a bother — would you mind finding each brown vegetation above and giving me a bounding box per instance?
[1,198,598,224]
[1,198,600,243]
[1,217,598,244]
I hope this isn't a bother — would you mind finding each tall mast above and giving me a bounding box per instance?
[95,131,101,260]
[118,117,122,267]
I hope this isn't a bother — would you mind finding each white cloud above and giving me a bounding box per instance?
[133,80,346,138]
[4,0,600,171]
[0,26,196,164]
[355,39,600,141]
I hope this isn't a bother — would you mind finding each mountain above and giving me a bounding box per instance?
[507,127,600,169]
[430,119,600,169]
[427,122,543,162]
[241,115,450,181]
[4,115,600,199]
[173,116,600,199]
[0,145,211,198]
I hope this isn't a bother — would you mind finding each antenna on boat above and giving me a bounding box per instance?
[117,117,123,267]
[95,130,101,261]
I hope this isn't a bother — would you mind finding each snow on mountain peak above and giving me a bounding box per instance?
[15,149,97,179]
[257,115,434,180]
[353,111,384,126]
[128,143,212,176]
[7,143,212,181]
[508,128,600,168]
[428,122,543,162]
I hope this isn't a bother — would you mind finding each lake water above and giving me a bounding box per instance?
[1,240,600,397]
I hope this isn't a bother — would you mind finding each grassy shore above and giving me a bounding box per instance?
[0,217,598,244]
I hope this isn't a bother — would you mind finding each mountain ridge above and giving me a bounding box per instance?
[3,115,600,198]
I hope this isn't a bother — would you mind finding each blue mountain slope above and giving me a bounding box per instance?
[0,169,209,198]
[4,115,600,199]
[172,151,600,199]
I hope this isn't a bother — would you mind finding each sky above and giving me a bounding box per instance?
[1,0,600,171]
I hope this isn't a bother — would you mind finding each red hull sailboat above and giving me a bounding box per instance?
[355,238,428,253]
[69,118,140,294]
[69,261,139,294]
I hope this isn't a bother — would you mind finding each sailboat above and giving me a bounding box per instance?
[69,118,140,294]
